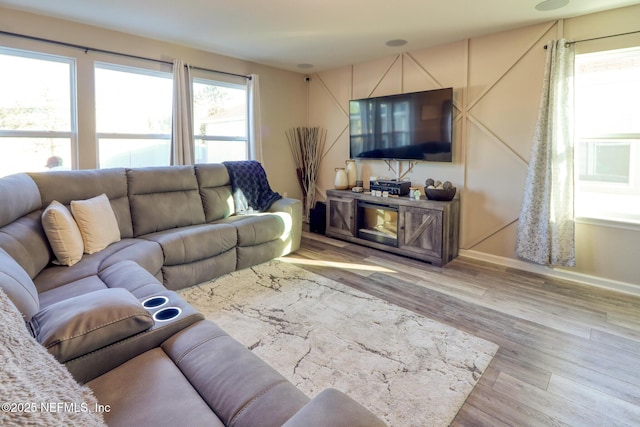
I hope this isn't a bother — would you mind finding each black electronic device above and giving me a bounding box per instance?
[349,87,453,162]
[369,179,411,196]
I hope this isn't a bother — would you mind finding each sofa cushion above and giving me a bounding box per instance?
[127,166,206,236]
[33,288,154,363]
[194,163,234,222]
[37,275,109,309]
[0,173,41,228]
[41,201,84,266]
[142,223,237,266]
[33,239,163,293]
[0,248,39,321]
[160,248,237,291]
[38,260,166,310]
[70,194,121,254]
[88,347,225,427]
[0,211,52,279]
[29,168,134,238]
[161,320,310,427]
[219,214,286,247]
[99,260,167,299]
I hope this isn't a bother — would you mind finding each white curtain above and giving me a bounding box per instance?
[516,39,576,267]
[171,59,194,165]
[248,74,263,162]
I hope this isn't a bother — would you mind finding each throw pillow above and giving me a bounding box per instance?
[70,194,121,254]
[41,201,84,266]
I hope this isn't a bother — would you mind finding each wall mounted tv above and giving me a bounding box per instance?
[349,87,453,162]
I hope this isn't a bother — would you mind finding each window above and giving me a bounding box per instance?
[574,47,640,223]
[0,48,76,177]
[192,78,247,163]
[95,63,172,168]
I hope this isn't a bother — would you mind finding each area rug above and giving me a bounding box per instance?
[178,260,498,426]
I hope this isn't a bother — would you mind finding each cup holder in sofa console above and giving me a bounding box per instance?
[142,295,169,309]
[153,307,182,322]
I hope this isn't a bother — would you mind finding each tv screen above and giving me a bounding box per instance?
[349,88,453,161]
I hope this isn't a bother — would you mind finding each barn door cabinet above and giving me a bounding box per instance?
[325,189,459,266]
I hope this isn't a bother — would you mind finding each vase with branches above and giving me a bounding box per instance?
[286,126,326,222]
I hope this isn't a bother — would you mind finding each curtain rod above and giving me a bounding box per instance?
[0,30,251,80]
[544,29,640,49]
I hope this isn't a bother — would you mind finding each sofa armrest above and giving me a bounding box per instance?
[33,288,154,363]
[283,388,386,427]
[267,197,302,253]
[65,290,203,384]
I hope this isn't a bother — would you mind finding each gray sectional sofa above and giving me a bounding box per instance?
[0,163,384,427]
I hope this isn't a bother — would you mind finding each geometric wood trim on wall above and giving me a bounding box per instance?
[463,22,557,250]
[309,20,560,259]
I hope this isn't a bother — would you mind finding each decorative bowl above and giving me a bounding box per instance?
[424,186,457,201]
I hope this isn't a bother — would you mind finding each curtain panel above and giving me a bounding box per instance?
[171,59,195,165]
[516,39,576,267]
[248,74,262,162]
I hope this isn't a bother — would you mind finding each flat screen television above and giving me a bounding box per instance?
[349,87,453,162]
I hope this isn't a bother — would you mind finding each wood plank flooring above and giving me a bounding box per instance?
[287,232,640,426]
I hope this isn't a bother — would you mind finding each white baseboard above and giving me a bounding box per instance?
[459,249,640,297]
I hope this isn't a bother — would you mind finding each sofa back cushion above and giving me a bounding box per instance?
[194,163,235,222]
[127,166,206,236]
[29,169,133,238]
[0,211,52,279]
[0,248,40,321]
[0,173,42,228]
[0,174,50,278]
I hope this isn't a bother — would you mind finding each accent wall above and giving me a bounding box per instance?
[306,5,640,292]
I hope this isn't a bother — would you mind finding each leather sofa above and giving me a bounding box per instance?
[0,164,385,426]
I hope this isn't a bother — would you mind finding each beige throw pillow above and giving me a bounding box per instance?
[41,201,85,266]
[70,193,121,254]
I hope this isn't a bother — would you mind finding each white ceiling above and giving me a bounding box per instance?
[1,0,638,72]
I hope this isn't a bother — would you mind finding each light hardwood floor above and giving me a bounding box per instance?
[288,231,640,426]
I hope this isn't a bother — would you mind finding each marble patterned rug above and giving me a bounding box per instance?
[178,259,498,426]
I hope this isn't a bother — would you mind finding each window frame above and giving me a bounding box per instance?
[574,46,640,225]
[0,46,78,171]
[94,61,173,168]
[192,75,249,163]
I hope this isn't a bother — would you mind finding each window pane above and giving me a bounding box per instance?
[575,48,640,137]
[195,139,247,163]
[0,137,71,177]
[0,51,72,132]
[98,138,170,168]
[575,189,640,223]
[193,80,247,139]
[95,64,172,134]
[577,140,630,183]
[575,47,640,223]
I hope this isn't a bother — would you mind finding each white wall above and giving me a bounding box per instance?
[307,5,640,291]
[0,6,308,200]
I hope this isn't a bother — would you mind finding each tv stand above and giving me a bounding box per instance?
[325,189,459,266]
